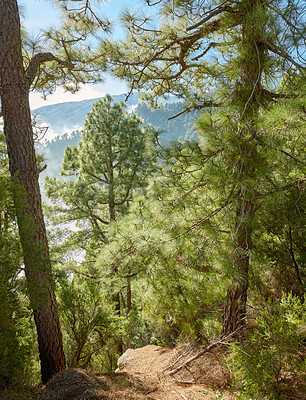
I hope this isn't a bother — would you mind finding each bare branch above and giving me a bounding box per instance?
[168,329,241,376]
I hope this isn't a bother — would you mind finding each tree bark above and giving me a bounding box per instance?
[0,0,66,383]
[222,225,250,336]
[221,0,265,337]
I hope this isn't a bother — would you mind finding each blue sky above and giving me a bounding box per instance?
[20,0,136,109]
[20,0,58,32]
[21,0,135,35]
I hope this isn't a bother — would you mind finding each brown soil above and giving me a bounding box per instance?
[1,342,304,399]
[39,344,237,400]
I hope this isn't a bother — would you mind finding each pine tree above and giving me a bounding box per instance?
[46,96,157,352]
[0,0,109,382]
[45,96,156,250]
[102,0,306,336]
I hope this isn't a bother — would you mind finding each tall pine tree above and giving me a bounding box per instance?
[0,0,109,382]
[102,0,305,335]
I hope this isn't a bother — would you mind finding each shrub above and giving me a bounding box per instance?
[229,293,305,399]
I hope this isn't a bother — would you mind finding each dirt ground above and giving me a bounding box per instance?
[1,342,305,399]
[38,344,237,400]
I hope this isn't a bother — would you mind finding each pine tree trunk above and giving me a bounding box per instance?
[0,0,66,383]
[108,168,124,353]
[222,0,265,337]
[222,212,251,336]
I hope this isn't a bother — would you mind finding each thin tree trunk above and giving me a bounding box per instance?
[0,0,66,383]
[127,276,132,314]
[288,226,304,297]
[108,166,123,353]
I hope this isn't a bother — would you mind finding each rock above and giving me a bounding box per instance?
[115,348,135,372]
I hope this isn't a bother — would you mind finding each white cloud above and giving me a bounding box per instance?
[30,84,106,110]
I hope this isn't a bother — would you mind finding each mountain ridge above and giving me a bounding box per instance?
[33,93,140,135]
[35,93,199,186]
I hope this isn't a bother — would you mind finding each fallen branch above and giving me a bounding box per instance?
[163,344,196,372]
[168,330,239,376]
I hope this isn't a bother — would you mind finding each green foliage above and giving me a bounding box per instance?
[229,293,306,399]
[45,96,157,256]
[21,0,109,98]
[203,388,225,400]
[58,275,122,371]
[0,133,38,386]
[44,96,160,358]
[94,176,227,346]
[36,1,306,388]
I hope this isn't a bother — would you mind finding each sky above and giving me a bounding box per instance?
[20,0,136,109]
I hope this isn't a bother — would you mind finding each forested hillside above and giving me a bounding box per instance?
[34,93,188,136]
[36,99,197,182]
[34,93,140,134]
[0,1,305,399]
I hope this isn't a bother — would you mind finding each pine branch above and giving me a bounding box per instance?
[258,178,305,199]
[168,100,220,119]
[25,52,74,88]
[38,164,47,174]
[84,169,109,184]
[91,213,109,225]
[264,42,305,73]
[261,88,298,100]
[276,149,306,166]
[187,4,234,31]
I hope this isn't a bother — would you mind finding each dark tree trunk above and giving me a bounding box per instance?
[127,276,132,314]
[221,0,266,337]
[114,292,124,354]
[0,0,66,383]
[222,217,251,337]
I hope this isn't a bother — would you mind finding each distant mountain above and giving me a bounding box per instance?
[34,93,140,134]
[34,93,198,142]
[135,102,198,143]
[35,93,199,192]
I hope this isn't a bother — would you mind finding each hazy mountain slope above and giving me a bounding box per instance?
[35,94,199,189]
[135,102,197,143]
[34,93,140,134]
[37,131,82,182]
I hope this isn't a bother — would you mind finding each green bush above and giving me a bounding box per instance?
[58,276,124,371]
[229,293,305,399]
